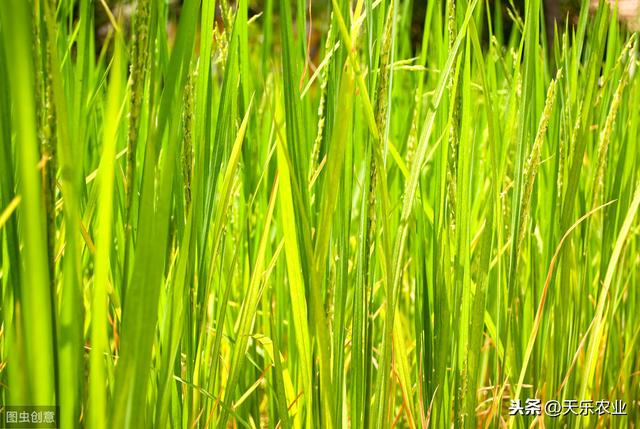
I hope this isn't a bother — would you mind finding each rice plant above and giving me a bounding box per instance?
[1,0,639,427]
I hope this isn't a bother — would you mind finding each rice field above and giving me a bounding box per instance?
[0,0,639,427]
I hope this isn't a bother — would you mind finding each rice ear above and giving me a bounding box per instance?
[516,69,561,265]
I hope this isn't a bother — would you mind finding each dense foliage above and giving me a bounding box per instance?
[1,0,639,427]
